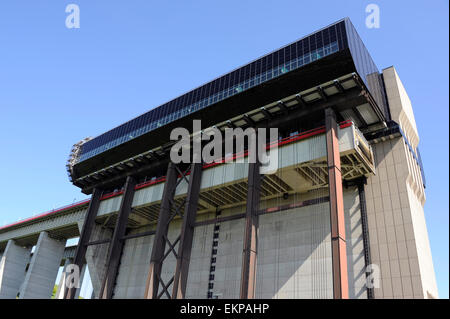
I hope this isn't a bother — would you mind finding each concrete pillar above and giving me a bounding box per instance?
[0,240,31,299]
[325,108,349,299]
[19,232,66,299]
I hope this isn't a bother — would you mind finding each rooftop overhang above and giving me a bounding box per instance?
[71,50,385,192]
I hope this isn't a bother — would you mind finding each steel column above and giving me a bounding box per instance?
[240,161,261,299]
[100,175,137,299]
[357,177,374,299]
[144,162,178,299]
[325,108,349,299]
[172,162,203,299]
[65,187,103,299]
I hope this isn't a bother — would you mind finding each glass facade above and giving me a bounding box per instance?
[343,19,390,120]
[78,18,384,164]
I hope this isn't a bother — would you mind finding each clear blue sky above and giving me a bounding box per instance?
[0,1,448,298]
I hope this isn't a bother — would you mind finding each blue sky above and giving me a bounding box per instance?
[0,1,448,298]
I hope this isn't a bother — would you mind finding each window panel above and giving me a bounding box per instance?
[79,24,344,162]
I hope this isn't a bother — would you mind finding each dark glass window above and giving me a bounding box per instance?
[78,20,348,163]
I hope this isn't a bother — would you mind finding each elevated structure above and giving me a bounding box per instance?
[67,18,387,194]
[0,18,437,299]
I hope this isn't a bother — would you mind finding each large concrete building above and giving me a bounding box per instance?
[0,18,438,299]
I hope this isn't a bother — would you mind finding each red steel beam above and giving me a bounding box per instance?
[100,175,137,299]
[240,161,261,299]
[64,188,103,299]
[172,162,203,299]
[325,108,349,299]
[144,162,178,299]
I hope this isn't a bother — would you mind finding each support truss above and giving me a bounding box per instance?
[100,175,137,299]
[144,161,203,299]
[64,188,103,299]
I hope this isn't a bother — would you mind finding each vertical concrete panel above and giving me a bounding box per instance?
[212,217,245,299]
[310,201,333,299]
[405,184,438,298]
[0,240,31,299]
[113,226,154,299]
[382,67,419,146]
[185,223,215,298]
[158,219,181,298]
[344,188,367,299]
[77,221,112,298]
[256,200,332,299]
[98,196,122,216]
[19,232,66,299]
[213,166,226,187]
[112,216,213,299]
[366,67,437,299]
[132,184,164,207]
[365,137,437,299]
[252,189,364,299]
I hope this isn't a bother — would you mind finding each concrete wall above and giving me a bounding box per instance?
[155,214,216,299]
[111,212,215,299]
[210,188,366,299]
[185,220,215,299]
[383,67,419,148]
[345,188,368,299]
[365,137,438,298]
[89,187,368,299]
[364,66,438,299]
[256,201,332,299]
[406,183,438,298]
[211,211,245,299]
[113,226,154,298]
